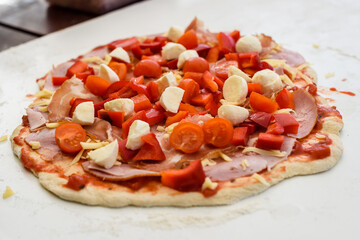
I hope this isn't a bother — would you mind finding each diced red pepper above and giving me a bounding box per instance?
[249,92,278,113]
[105,80,130,98]
[131,94,152,112]
[142,55,167,67]
[217,32,235,55]
[133,133,166,161]
[205,100,219,116]
[202,71,219,93]
[93,98,114,116]
[247,83,262,96]
[194,43,211,58]
[249,112,272,128]
[177,30,198,49]
[145,108,165,126]
[229,30,240,42]
[146,81,160,102]
[191,92,213,106]
[118,139,138,162]
[52,76,68,86]
[212,90,223,104]
[266,122,285,135]
[107,111,125,127]
[66,61,88,78]
[183,72,203,86]
[165,111,189,127]
[130,83,151,99]
[139,42,162,53]
[275,88,295,110]
[76,69,94,82]
[121,110,147,138]
[131,44,153,59]
[206,46,220,63]
[237,52,261,69]
[178,103,199,114]
[108,37,139,51]
[232,127,249,146]
[239,122,257,134]
[97,109,110,121]
[256,133,284,150]
[273,113,299,134]
[178,78,200,103]
[224,53,239,61]
[154,36,168,46]
[153,101,165,112]
[260,61,274,71]
[167,59,178,69]
[161,160,206,191]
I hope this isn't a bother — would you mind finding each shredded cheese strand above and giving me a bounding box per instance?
[243,147,286,157]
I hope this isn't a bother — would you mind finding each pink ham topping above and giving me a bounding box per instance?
[84,118,113,141]
[26,108,47,130]
[25,128,61,161]
[289,89,317,139]
[43,61,75,91]
[47,78,102,122]
[270,49,306,67]
[185,17,218,44]
[82,161,160,181]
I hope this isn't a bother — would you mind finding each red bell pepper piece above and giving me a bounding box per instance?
[266,122,285,135]
[161,160,206,191]
[260,61,274,71]
[239,122,257,134]
[122,110,147,138]
[194,43,211,58]
[165,111,189,127]
[131,44,153,59]
[76,68,94,82]
[183,72,203,86]
[202,71,219,93]
[273,113,299,134]
[249,92,279,113]
[142,55,167,66]
[206,46,220,63]
[139,42,162,53]
[237,52,261,69]
[93,98,114,116]
[130,83,151,99]
[52,76,68,86]
[191,92,213,106]
[275,88,295,110]
[107,111,125,127]
[217,32,235,54]
[229,30,240,42]
[224,53,239,61]
[131,94,152,112]
[154,36,168,46]
[178,78,200,103]
[118,139,138,162]
[214,60,238,80]
[146,81,160,102]
[108,37,139,51]
[247,83,262,96]
[178,103,199,114]
[145,108,165,126]
[232,127,249,146]
[66,60,88,78]
[105,80,130,98]
[69,98,93,118]
[177,30,198,49]
[212,90,223,104]
[256,133,284,150]
[205,100,219,116]
[249,112,272,128]
[133,133,166,161]
[97,109,110,121]
[167,59,178,69]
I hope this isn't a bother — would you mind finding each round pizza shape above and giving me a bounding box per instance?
[11,18,343,207]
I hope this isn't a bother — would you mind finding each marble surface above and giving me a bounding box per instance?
[0,0,359,239]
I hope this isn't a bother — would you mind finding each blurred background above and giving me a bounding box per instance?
[0,0,142,51]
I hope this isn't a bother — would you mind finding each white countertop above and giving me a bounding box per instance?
[0,0,359,239]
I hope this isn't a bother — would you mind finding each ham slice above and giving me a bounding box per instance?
[185,17,218,44]
[43,61,75,91]
[47,78,102,122]
[84,118,113,141]
[25,128,62,161]
[259,34,277,57]
[82,161,160,181]
[204,137,296,181]
[26,108,47,130]
[270,49,306,67]
[289,89,317,139]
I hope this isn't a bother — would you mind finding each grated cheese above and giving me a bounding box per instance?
[3,186,14,199]
[240,159,249,170]
[29,141,41,150]
[163,133,170,139]
[156,126,165,132]
[70,149,85,166]
[313,44,320,49]
[262,59,286,68]
[165,122,179,134]
[201,177,218,190]
[46,122,60,128]
[325,72,335,78]
[80,141,109,150]
[114,161,122,166]
[274,108,295,114]
[280,74,294,87]
[219,152,232,162]
[297,63,310,71]
[81,56,107,64]
[201,158,217,167]
[29,99,51,107]
[252,173,270,186]
[243,147,286,157]
[297,71,313,84]
[0,135,8,142]
[35,89,54,99]
[315,133,326,139]
[38,106,48,112]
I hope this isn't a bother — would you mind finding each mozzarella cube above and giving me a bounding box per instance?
[223,75,248,104]
[99,64,119,84]
[252,69,283,95]
[161,42,186,60]
[228,65,252,82]
[160,86,184,113]
[177,50,199,69]
[156,72,178,93]
[235,35,262,53]
[88,140,118,169]
[104,98,134,117]
[72,101,95,125]
[109,47,130,63]
[167,25,184,42]
[218,105,249,125]
[126,120,150,150]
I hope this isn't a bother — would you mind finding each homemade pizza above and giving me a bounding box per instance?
[11,18,343,207]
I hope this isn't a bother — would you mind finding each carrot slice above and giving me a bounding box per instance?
[169,121,204,154]
[203,118,234,148]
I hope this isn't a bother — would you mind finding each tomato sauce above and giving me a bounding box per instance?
[329,87,356,96]
[64,174,89,191]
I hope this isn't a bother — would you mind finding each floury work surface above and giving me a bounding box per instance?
[0,0,359,239]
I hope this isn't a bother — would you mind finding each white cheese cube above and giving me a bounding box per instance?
[109,47,130,63]
[218,105,249,125]
[223,75,248,104]
[167,25,184,42]
[104,98,134,117]
[252,69,283,95]
[88,140,118,169]
[177,50,199,69]
[72,101,95,125]
[161,42,186,60]
[156,72,178,93]
[126,120,150,150]
[99,64,119,84]
[160,86,184,113]
[235,35,262,53]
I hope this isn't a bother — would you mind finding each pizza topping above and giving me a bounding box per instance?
[161,160,205,191]
[232,127,250,146]
[28,141,41,150]
[270,49,306,67]
[203,118,234,148]
[2,186,14,199]
[276,88,295,109]
[218,105,249,125]
[256,133,285,150]
[160,86,184,113]
[26,108,47,130]
[161,42,186,60]
[242,147,286,157]
[201,177,218,190]
[99,64,120,84]
[240,159,249,170]
[133,59,162,78]
[252,173,270,186]
[104,98,134,117]
[109,47,130,63]
[64,174,89,191]
[88,139,118,169]
[177,50,199,69]
[55,122,87,154]
[72,101,95,125]
[167,25,184,42]
[273,113,299,134]
[169,121,204,154]
[183,57,210,73]
[133,133,166,161]
[80,141,108,150]
[235,35,262,53]
[25,128,61,160]
[156,72,178,93]
[126,120,150,150]
[249,92,279,113]
[228,65,252,82]
[223,75,248,104]
[252,69,283,95]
